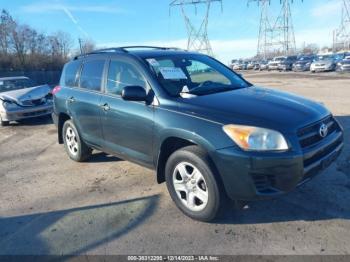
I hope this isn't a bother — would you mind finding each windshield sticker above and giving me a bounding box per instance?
[146,58,160,67]
[159,67,187,80]
[0,81,3,86]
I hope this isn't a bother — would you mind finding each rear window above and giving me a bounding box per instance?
[80,60,105,91]
[64,61,81,87]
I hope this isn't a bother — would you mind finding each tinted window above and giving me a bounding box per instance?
[107,60,147,95]
[80,60,105,91]
[64,61,81,87]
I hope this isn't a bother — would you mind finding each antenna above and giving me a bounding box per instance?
[170,0,222,56]
[248,0,302,58]
[333,0,350,51]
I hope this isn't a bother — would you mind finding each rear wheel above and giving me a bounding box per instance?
[63,120,92,162]
[165,146,226,222]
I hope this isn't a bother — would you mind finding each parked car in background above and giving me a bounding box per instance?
[233,61,248,70]
[277,56,298,71]
[336,54,350,72]
[268,56,286,71]
[253,61,261,70]
[0,76,53,126]
[247,61,255,70]
[293,55,315,72]
[53,46,343,221]
[310,55,337,73]
[258,60,270,71]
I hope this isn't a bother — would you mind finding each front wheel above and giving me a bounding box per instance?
[0,117,9,127]
[165,146,225,222]
[63,120,92,162]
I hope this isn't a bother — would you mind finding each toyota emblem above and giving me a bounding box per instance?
[319,123,328,138]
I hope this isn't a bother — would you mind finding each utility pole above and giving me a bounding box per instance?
[333,0,350,51]
[78,38,83,54]
[170,0,222,56]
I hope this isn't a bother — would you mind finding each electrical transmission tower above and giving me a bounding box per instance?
[249,0,300,58]
[333,0,350,51]
[170,0,222,56]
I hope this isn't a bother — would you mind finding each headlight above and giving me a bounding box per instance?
[2,100,18,109]
[223,124,289,151]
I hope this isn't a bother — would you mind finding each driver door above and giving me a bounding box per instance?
[100,58,154,167]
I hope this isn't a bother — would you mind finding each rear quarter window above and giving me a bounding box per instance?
[64,61,81,87]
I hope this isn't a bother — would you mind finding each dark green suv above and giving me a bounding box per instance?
[52,46,344,221]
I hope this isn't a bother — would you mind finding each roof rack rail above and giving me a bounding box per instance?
[118,46,183,51]
[74,46,185,60]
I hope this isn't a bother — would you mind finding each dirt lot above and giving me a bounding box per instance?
[0,71,350,255]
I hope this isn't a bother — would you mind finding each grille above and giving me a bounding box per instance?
[251,173,276,193]
[297,116,339,149]
[21,98,45,107]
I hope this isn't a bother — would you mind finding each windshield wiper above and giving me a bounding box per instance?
[187,85,243,96]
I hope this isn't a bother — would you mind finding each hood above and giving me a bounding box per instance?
[313,59,334,65]
[295,60,311,65]
[176,86,329,133]
[339,59,350,65]
[0,85,51,106]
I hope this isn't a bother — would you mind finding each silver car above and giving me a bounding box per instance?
[310,55,336,73]
[0,76,53,126]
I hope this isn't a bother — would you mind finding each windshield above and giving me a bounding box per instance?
[274,57,286,62]
[144,54,251,96]
[298,56,313,61]
[315,55,333,61]
[0,78,36,93]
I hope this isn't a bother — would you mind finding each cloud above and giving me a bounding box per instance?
[311,1,341,17]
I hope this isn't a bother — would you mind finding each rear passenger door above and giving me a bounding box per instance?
[100,57,154,167]
[68,58,106,148]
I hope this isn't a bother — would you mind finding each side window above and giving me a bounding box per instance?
[106,60,147,96]
[80,60,105,91]
[64,61,81,87]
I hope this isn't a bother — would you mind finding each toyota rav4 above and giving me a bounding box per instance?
[52,46,344,221]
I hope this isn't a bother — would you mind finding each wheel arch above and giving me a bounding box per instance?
[155,132,217,184]
[57,113,71,144]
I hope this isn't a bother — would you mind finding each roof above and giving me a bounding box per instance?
[0,76,29,81]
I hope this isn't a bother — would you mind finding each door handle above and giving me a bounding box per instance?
[100,103,110,111]
[68,97,75,103]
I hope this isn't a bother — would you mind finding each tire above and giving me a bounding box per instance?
[165,145,226,222]
[0,117,9,126]
[62,120,92,162]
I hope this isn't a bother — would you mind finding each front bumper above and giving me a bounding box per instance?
[311,65,334,72]
[0,104,53,122]
[339,66,350,72]
[212,126,343,201]
[268,65,280,70]
[293,65,310,71]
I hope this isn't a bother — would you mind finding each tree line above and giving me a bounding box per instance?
[0,9,95,72]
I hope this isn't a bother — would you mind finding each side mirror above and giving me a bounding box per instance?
[121,86,147,101]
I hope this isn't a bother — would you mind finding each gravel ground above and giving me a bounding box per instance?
[0,71,349,255]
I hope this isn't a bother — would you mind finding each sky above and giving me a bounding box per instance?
[1,0,343,63]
